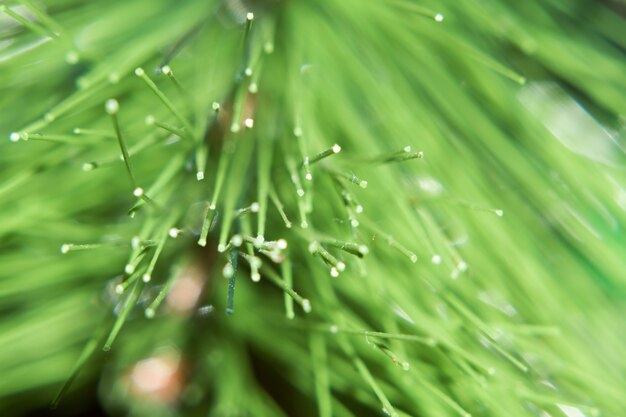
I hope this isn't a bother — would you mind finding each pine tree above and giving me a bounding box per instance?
[1,1,625,416]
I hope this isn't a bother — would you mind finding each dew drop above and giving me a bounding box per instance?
[231,235,243,247]
[105,99,119,115]
[65,50,79,64]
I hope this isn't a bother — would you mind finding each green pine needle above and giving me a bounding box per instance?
[1,0,625,416]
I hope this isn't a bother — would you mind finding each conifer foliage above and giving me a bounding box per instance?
[1,1,625,416]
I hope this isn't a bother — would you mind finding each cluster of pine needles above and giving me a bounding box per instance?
[1,0,625,416]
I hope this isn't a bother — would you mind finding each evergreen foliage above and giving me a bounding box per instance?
[1,1,625,416]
